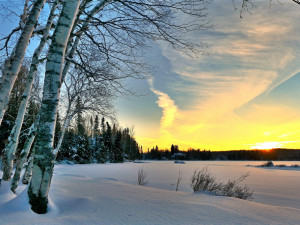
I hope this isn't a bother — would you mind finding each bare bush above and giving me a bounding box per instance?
[190,167,221,193]
[171,170,183,191]
[190,167,253,200]
[137,167,149,186]
[220,173,252,199]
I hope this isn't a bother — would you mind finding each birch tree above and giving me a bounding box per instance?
[24,0,210,213]
[2,0,114,191]
[28,0,81,214]
[0,0,46,125]
[54,65,115,157]
[11,116,39,193]
[17,0,115,163]
[50,0,117,155]
[1,0,59,182]
[22,145,36,185]
[10,103,40,190]
[0,66,28,155]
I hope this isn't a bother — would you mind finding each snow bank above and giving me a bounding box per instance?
[0,180,16,204]
[1,162,300,224]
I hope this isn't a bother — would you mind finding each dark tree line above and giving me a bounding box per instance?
[57,114,141,164]
[143,145,300,161]
[212,149,300,161]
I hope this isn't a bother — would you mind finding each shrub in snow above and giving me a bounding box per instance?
[190,167,221,193]
[219,173,252,199]
[175,170,182,191]
[171,170,183,191]
[277,164,287,167]
[137,167,149,186]
[190,167,253,200]
[258,161,274,167]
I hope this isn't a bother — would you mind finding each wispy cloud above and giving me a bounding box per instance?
[125,1,300,150]
[279,132,295,138]
[148,78,178,129]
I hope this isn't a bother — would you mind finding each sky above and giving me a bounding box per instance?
[1,0,300,152]
[116,0,300,151]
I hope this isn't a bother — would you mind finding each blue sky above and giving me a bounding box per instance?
[116,0,300,150]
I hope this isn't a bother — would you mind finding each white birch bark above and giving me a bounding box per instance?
[52,113,73,157]
[22,149,35,185]
[1,0,59,182]
[0,0,46,125]
[11,115,39,192]
[51,0,113,156]
[28,0,80,214]
[11,134,35,191]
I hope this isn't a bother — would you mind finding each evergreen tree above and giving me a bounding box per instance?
[123,128,131,160]
[96,135,108,163]
[101,117,106,135]
[55,114,141,164]
[95,117,108,163]
[114,130,123,162]
[90,116,93,137]
[105,122,113,162]
[92,115,100,163]
[57,129,75,162]
[89,116,95,161]
[171,144,175,155]
[94,115,99,135]
[73,97,89,163]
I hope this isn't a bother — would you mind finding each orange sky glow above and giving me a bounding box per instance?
[117,1,300,151]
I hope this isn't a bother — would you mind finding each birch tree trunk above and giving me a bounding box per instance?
[47,0,113,159]
[1,0,58,182]
[28,0,80,214]
[0,0,46,125]
[50,1,113,158]
[22,149,35,185]
[11,115,39,193]
[11,133,35,192]
[53,114,73,157]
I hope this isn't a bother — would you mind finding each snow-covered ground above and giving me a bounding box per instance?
[1,161,300,224]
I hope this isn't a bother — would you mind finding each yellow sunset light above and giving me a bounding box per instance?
[251,142,282,150]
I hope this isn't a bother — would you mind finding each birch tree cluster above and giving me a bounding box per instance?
[0,0,211,214]
[0,66,38,157]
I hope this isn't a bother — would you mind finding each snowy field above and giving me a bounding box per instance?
[1,161,300,225]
